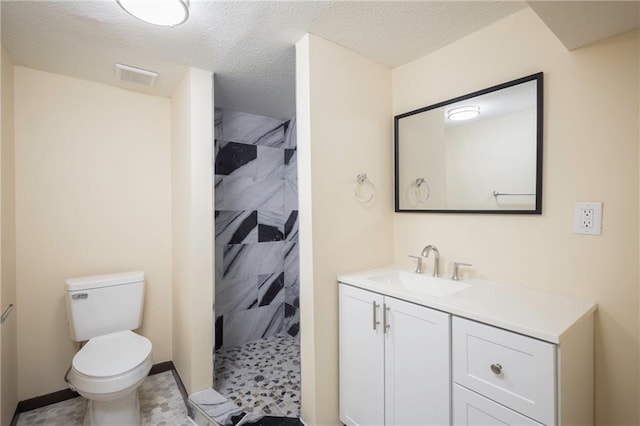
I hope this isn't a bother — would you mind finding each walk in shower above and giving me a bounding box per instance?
[213,108,300,421]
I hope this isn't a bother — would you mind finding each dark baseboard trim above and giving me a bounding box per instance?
[170,365,190,416]
[149,360,174,375]
[10,407,20,426]
[16,388,80,414]
[11,360,179,424]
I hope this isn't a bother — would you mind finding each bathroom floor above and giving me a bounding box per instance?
[214,332,300,421]
[16,370,189,426]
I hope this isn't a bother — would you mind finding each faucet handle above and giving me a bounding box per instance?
[409,255,424,274]
[452,262,472,281]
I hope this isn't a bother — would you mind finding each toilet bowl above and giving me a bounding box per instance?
[70,331,153,426]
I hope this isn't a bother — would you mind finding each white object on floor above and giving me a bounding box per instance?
[190,388,244,426]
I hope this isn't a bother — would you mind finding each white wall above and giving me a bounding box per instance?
[14,67,173,399]
[1,45,18,425]
[398,111,446,209]
[392,9,638,425]
[296,34,393,425]
[445,109,536,209]
[171,67,214,394]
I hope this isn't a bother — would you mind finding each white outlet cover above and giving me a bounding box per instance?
[573,202,603,235]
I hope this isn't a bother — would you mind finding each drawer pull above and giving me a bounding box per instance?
[490,363,503,375]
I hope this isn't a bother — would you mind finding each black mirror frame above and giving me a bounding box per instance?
[394,72,544,214]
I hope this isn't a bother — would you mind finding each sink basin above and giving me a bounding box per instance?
[367,270,471,297]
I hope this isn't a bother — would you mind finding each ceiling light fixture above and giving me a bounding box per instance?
[447,106,480,121]
[116,0,189,27]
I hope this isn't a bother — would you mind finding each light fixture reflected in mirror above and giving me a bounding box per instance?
[446,106,480,121]
[394,72,543,214]
[117,0,189,27]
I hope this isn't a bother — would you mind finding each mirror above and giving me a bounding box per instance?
[394,73,543,214]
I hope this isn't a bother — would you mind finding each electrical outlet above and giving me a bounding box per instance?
[574,202,602,235]
[580,208,594,228]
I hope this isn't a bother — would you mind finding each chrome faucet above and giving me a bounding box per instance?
[408,255,424,273]
[421,245,440,277]
[452,262,472,281]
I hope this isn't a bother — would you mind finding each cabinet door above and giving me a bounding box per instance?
[339,284,385,426]
[453,384,543,426]
[384,296,451,426]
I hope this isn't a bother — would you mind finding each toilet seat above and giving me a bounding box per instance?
[70,331,153,398]
[73,330,152,377]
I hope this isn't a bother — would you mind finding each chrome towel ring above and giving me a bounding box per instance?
[354,173,375,204]
[414,178,430,204]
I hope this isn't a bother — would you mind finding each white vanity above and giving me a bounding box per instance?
[337,266,596,426]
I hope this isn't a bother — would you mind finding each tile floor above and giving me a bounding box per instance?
[214,333,300,422]
[16,333,301,426]
[16,371,190,426]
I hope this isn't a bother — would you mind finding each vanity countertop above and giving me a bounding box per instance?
[337,265,597,344]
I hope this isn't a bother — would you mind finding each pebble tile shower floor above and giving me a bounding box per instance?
[16,371,189,426]
[214,333,300,421]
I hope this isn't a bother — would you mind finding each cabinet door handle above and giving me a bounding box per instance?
[383,304,390,333]
[372,301,380,330]
[490,363,503,375]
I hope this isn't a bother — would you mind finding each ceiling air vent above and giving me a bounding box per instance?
[115,63,158,87]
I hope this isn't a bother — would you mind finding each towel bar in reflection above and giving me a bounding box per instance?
[493,191,535,197]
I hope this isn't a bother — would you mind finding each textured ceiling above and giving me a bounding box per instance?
[1,1,528,119]
[1,1,637,120]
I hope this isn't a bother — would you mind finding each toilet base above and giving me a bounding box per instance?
[84,389,141,426]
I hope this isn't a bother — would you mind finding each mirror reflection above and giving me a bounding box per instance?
[394,73,543,214]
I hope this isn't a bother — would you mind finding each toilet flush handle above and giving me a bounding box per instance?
[71,293,88,300]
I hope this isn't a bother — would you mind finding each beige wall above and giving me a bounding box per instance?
[1,46,18,424]
[14,67,173,399]
[296,34,393,425]
[170,67,214,394]
[392,9,639,425]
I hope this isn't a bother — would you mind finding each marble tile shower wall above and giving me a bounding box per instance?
[214,108,299,350]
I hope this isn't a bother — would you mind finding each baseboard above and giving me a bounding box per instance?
[11,360,177,422]
[149,360,174,375]
[15,387,80,414]
[170,366,190,416]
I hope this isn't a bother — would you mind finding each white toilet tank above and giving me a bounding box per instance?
[65,271,145,342]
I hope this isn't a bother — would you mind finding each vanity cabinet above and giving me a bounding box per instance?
[339,284,450,426]
[338,266,596,426]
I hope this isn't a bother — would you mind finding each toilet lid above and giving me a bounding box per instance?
[73,330,152,378]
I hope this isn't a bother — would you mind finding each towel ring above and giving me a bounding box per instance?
[414,178,430,204]
[354,173,375,203]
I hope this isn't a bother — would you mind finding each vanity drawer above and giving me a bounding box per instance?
[452,317,556,425]
[453,384,543,426]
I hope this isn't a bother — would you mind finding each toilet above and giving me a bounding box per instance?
[65,271,153,426]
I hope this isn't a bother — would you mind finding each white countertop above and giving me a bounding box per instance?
[337,265,597,344]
